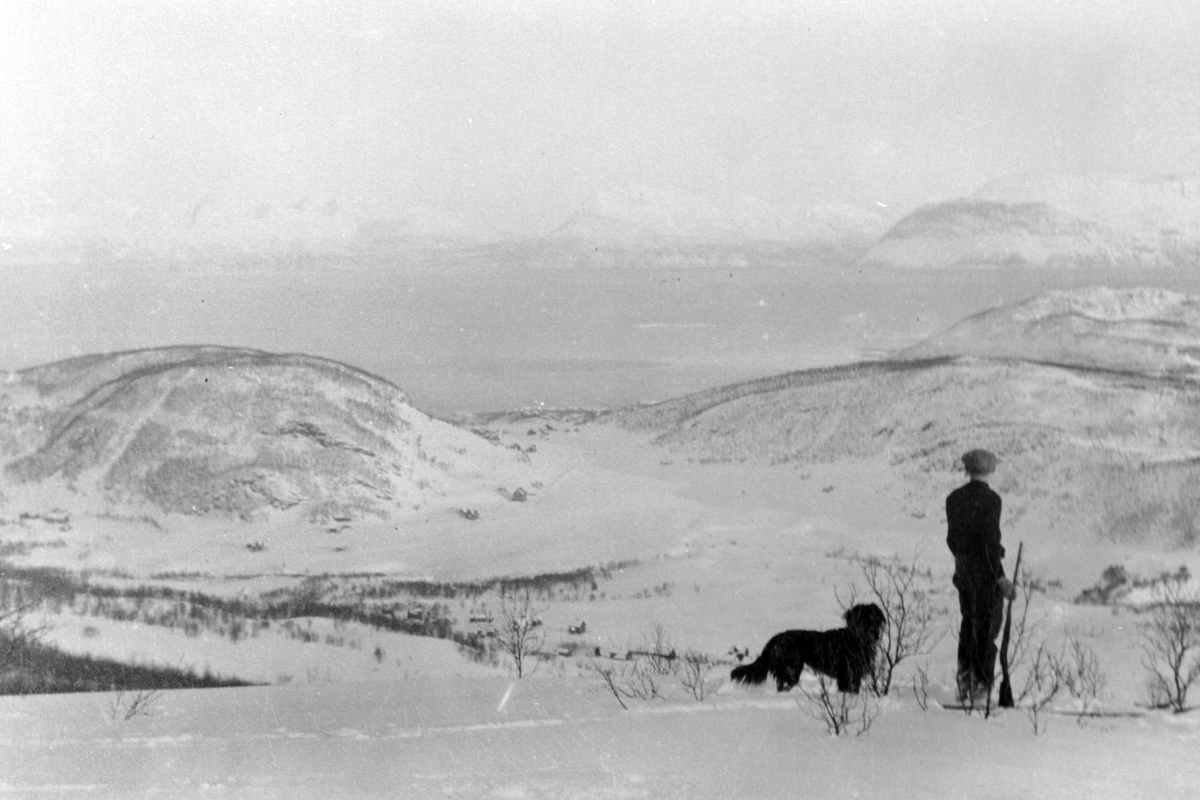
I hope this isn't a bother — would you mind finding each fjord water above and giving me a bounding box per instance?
[5,261,1198,416]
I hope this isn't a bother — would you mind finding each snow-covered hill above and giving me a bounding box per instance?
[0,346,531,524]
[901,285,1200,376]
[619,348,1200,549]
[862,174,1200,269]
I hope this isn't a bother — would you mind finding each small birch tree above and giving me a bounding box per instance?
[1141,576,1200,713]
[494,588,545,678]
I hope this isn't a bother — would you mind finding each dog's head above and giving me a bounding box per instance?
[844,603,886,642]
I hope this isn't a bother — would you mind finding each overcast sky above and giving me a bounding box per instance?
[2,0,1199,235]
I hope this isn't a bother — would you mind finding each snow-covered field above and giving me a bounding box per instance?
[2,674,1197,799]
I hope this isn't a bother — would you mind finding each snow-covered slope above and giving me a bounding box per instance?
[619,350,1200,549]
[901,285,1200,376]
[862,174,1200,269]
[0,346,529,523]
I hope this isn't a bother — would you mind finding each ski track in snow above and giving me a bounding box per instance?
[3,696,809,751]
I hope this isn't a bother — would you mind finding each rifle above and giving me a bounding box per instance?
[997,541,1024,709]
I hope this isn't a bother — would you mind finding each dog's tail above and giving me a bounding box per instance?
[730,655,770,685]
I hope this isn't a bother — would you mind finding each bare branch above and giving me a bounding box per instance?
[678,649,720,701]
[492,588,545,679]
[799,674,879,737]
[842,553,944,696]
[1140,576,1200,713]
[109,688,164,722]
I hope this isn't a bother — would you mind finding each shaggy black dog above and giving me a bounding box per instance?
[730,603,886,693]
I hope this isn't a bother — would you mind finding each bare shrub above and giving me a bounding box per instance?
[587,655,666,709]
[629,622,678,666]
[109,688,163,722]
[0,590,50,667]
[1140,576,1200,713]
[800,674,879,737]
[587,658,629,710]
[1020,642,1063,735]
[587,625,684,708]
[0,584,52,693]
[1061,636,1106,719]
[678,649,721,701]
[624,657,670,701]
[840,553,944,696]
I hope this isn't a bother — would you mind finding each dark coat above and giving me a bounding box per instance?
[946,479,1006,592]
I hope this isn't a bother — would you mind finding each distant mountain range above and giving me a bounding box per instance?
[513,185,888,269]
[862,174,1200,269]
[0,347,529,523]
[0,197,493,267]
[7,174,1197,270]
[0,187,887,268]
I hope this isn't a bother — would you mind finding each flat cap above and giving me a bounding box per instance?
[962,449,999,475]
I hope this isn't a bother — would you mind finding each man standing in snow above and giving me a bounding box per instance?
[946,449,1017,704]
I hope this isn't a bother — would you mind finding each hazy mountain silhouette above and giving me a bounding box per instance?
[862,174,1200,269]
[0,198,489,266]
[516,185,888,268]
[0,186,886,269]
